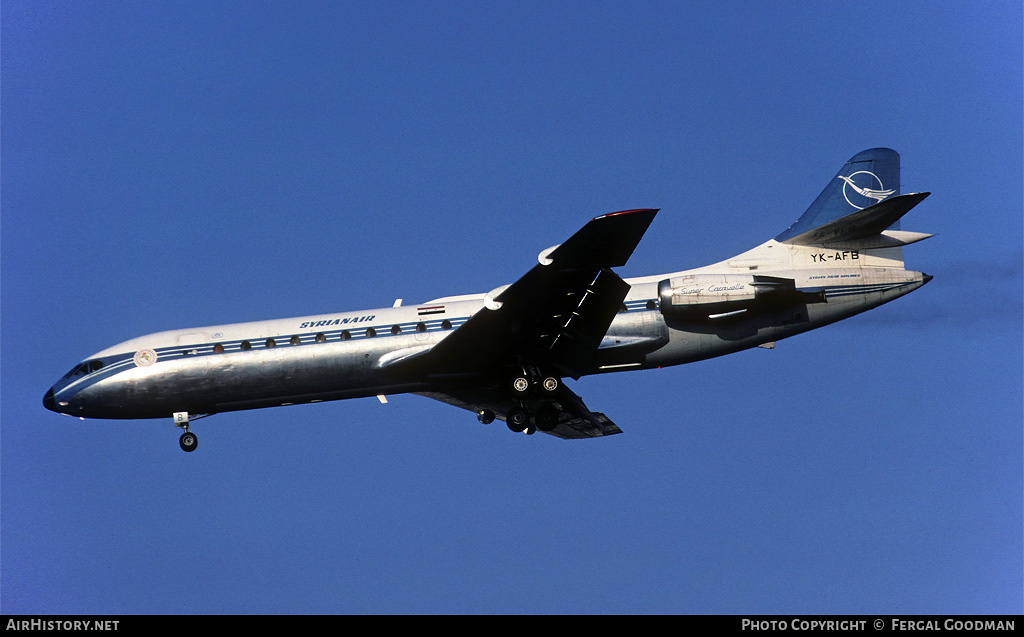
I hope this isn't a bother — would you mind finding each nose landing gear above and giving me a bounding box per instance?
[174,411,204,452]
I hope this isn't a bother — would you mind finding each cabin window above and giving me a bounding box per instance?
[441,319,452,330]
[341,330,351,341]
[416,322,427,333]
[391,325,401,335]
[213,343,224,354]
[646,300,657,310]
[619,303,628,313]
[241,340,252,351]
[315,332,326,343]
[265,338,276,348]
[290,335,301,345]
[365,327,376,338]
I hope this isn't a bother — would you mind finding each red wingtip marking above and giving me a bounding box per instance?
[595,208,659,220]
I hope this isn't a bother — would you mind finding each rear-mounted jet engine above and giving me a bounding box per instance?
[657,274,826,320]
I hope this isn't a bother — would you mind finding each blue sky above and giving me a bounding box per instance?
[2,0,1021,614]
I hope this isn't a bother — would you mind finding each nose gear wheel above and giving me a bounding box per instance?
[179,431,198,452]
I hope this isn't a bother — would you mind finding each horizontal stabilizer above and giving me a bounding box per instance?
[814,229,935,251]
[780,192,930,246]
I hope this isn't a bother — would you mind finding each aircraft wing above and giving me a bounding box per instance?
[415,381,623,439]
[394,208,659,380]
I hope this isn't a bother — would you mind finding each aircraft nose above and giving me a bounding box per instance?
[922,272,933,284]
[43,387,57,412]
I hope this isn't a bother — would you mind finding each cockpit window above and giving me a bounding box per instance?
[64,360,103,378]
[63,363,86,378]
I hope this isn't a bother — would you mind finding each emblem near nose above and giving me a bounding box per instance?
[134,349,157,367]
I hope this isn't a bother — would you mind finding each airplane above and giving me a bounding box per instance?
[43,148,933,452]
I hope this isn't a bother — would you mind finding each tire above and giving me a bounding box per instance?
[179,431,198,452]
[506,406,529,432]
[511,376,530,395]
[535,404,560,432]
[541,377,559,392]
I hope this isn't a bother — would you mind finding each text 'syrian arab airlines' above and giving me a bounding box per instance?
[44,148,933,451]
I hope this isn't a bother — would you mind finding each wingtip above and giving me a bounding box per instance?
[595,208,659,220]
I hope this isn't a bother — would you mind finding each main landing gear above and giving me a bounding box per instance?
[473,371,565,436]
[510,369,560,434]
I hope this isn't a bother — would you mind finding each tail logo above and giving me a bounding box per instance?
[837,171,895,209]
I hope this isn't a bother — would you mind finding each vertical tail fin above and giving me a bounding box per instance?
[775,148,900,243]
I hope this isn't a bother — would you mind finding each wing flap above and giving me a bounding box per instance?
[415,382,623,439]
[547,268,631,377]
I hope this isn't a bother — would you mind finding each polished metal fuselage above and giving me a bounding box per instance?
[44,254,929,421]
